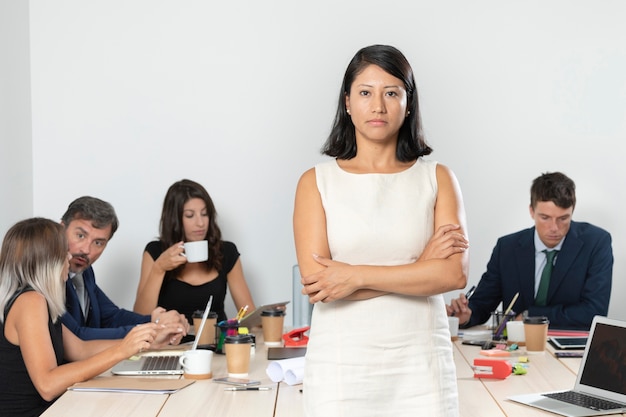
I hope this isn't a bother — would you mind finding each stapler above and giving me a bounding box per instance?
[472,358,511,379]
[282,326,310,347]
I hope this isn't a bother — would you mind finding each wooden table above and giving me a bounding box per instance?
[42,334,626,416]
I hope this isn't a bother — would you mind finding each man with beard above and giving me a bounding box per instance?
[61,196,189,341]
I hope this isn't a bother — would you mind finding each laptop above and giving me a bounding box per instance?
[111,296,213,376]
[509,316,626,416]
[238,301,289,329]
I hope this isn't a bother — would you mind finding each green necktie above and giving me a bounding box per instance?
[536,250,558,306]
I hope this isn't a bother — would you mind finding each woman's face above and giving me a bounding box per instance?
[182,198,209,242]
[345,64,408,145]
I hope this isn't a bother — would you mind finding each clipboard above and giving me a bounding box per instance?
[68,377,195,394]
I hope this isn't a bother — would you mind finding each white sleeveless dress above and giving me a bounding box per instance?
[302,158,458,417]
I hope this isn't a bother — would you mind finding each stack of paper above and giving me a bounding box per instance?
[266,357,305,386]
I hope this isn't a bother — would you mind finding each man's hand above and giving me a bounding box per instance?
[150,308,189,345]
[446,292,472,326]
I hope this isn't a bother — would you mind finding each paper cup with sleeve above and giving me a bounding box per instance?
[183,240,208,263]
[224,334,253,378]
[261,308,286,346]
[523,316,549,353]
[193,310,218,346]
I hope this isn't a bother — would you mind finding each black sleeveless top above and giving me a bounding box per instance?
[145,240,240,324]
[0,287,64,417]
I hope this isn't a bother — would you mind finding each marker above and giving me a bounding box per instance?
[224,387,272,391]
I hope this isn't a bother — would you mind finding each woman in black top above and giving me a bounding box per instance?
[133,179,255,324]
[0,218,170,417]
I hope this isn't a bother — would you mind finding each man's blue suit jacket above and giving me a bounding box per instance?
[466,221,613,330]
[62,266,150,340]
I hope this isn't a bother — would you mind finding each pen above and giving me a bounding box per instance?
[465,285,476,300]
[224,387,272,391]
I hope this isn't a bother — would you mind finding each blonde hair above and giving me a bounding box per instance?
[0,218,67,323]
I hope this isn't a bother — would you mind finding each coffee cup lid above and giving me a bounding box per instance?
[261,308,285,317]
[523,316,549,325]
[193,310,218,318]
[224,334,253,344]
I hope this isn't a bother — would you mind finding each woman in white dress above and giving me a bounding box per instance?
[293,45,470,417]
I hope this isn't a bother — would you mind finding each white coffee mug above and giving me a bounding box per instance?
[183,240,208,263]
[179,349,213,379]
[448,316,459,340]
[506,320,526,344]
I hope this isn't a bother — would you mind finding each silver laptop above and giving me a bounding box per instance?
[509,316,626,416]
[111,296,213,376]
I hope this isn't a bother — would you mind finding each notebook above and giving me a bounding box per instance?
[111,296,213,376]
[509,316,626,416]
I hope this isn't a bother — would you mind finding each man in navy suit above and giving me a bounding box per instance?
[447,172,613,330]
[61,196,189,340]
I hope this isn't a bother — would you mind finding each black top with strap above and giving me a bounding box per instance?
[0,287,64,417]
[145,240,240,324]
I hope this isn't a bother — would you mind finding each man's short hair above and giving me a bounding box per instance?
[61,196,119,239]
[530,172,576,210]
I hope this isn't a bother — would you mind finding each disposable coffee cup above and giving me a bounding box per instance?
[224,334,253,378]
[506,320,526,346]
[261,308,285,346]
[193,310,218,346]
[523,316,549,353]
[448,316,459,341]
[183,240,208,263]
[179,349,213,379]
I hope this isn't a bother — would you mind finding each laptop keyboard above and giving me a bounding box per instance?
[543,391,625,411]
[141,355,180,371]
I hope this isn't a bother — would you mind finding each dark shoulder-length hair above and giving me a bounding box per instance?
[322,44,432,162]
[159,179,223,278]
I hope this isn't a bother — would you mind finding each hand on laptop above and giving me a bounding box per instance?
[151,322,188,348]
[119,323,159,355]
[151,308,189,346]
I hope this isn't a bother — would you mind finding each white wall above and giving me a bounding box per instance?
[0,0,33,236]
[20,0,626,323]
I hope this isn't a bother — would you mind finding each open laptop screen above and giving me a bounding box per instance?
[578,321,626,396]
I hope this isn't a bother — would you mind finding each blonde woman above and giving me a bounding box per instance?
[0,218,176,417]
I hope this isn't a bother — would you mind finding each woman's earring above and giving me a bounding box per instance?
[346,108,351,115]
